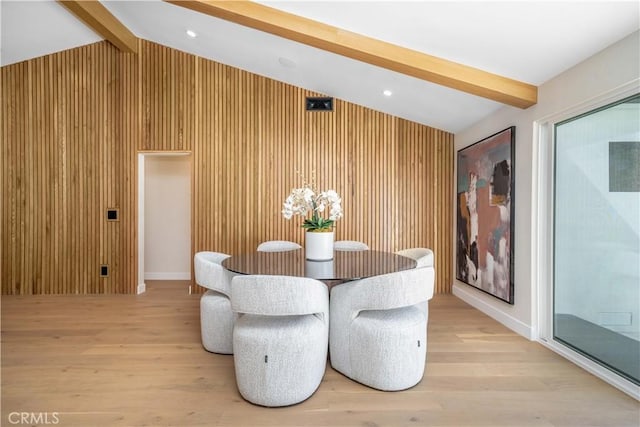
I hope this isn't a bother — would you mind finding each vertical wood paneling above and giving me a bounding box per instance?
[1,41,137,294]
[1,40,453,295]
[396,119,454,294]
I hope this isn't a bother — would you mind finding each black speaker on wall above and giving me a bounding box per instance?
[305,97,333,111]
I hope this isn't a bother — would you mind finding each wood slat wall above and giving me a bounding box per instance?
[1,40,453,295]
[1,42,137,295]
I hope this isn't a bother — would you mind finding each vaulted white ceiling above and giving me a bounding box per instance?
[1,1,638,133]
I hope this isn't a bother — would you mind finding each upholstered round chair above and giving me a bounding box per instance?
[231,275,329,407]
[194,251,237,354]
[256,240,302,252]
[329,267,435,391]
[396,247,434,268]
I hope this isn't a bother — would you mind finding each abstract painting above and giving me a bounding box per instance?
[456,126,515,304]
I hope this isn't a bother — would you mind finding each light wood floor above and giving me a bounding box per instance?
[2,281,638,427]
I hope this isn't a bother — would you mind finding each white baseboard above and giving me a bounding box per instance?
[137,283,146,294]
[452,284,534,340]
[144,272,191,280]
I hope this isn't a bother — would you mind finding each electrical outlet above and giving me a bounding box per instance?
[106,208,119,221]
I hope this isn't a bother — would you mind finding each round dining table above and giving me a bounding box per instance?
[221,249,416,284]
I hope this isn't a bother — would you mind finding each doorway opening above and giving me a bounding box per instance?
[137,152,192,294]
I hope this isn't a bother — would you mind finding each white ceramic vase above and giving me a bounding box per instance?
[305,230,334,261]
[305,259,335,279]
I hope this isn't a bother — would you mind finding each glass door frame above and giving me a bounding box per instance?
[532,79,640,400]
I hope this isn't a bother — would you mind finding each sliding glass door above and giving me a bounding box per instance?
[553,94,640,385]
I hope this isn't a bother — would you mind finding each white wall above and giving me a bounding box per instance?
[453,31,640,339]
[144,155,191,280]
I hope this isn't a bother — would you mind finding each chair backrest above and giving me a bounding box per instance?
[334,240,369,251]
[231,275,328,320]
[256,240,302,252]
[194,251,234,295]
[331,267,435,314]
[396,248,434,268]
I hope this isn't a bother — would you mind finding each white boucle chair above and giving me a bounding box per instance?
[395,248,434,318]
[396,247,434,268]
[329,267,435,391]
[231,275,329,407]
[194,251,237,354]
[256,240,302,252]
[334,240,369,251]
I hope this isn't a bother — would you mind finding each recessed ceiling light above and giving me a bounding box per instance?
[186,30,197,38]
[383,90,393,97]
[278,57,297,69]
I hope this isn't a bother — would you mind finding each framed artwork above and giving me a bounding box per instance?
[456,126,515,304]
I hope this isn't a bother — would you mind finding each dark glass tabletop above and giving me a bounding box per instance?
[221,249,416,281]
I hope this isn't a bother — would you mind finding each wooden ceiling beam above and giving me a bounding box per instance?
[165,0,537,108]
[58,0,138,54]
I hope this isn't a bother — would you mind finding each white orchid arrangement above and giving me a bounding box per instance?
[282,173,342,232]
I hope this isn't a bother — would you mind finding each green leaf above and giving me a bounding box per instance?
[299,214,336,232]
